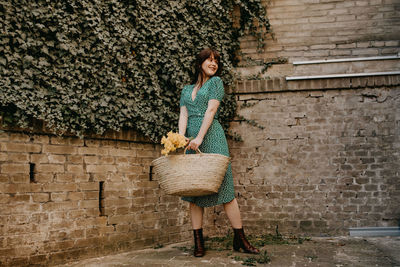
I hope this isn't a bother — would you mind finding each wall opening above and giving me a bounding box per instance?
[29,163,36,183]
[99,181,105,216]
[149,165,153,181]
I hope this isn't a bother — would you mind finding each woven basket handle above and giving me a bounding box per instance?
[183,147,202,154]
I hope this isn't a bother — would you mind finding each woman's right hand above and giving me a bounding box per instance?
[185,137,190,146]
[187,136,203,151]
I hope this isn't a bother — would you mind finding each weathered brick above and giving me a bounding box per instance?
[364,184,378,191]
[36,164,64,173]
[43,145,77,155]
[8,153,29,162]
[55,173,75,183]
[0,132,9,141]
[11,174,30,183]
[117,165,143,174]
[0,152,7,161]
[84,191,98,200]
[1,163,29,173]
[48,155,66,164]
[0,194,10,204]
[137,149,159,158]
[41,201,79,211]
[77,147,108,155]
[67,191,84,201]
[99,156,115,164]
[51,192,68,202]
[75,174,91,182]
[67,164,85,174]
[384,40,399,47]
[35,173,54,183]
[67,155,84,164]
[1,203,40,214]
[9,133,31,142]
[30,154,49,164]
[109,148,136,157]
[43,183,77,192]
[80,200,98,208]
[31,135,49,144]
[79,182,98,191]
[84,139,101,147]
[32,193,50,203]
[84,155,98,164]
[2,143,42,153]
[86,164,116,173]
[28,254,47,265]
[50,136,70,145]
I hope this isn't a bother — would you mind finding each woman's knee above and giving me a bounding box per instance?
[190,202,204,211]
[223,198,237,207]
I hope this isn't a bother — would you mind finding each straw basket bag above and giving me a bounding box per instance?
[151,148,230,197]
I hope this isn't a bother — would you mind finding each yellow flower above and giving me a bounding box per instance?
[160,131,187,156]
[161,148,169,155]
[161,136,167,145]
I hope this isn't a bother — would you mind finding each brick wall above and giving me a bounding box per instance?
[238,0,400,78]
[0,129,202,266]
[212,77,400,236]
[219,0,400,236]
[242,0,400,62]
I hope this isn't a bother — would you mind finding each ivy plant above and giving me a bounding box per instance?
[0,0,269,141]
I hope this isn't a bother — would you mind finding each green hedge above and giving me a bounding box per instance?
[0,0,269,141]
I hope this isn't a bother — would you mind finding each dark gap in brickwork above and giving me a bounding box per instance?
[149,165,153,181]
[99,181,105,216]
[29,163,36,183]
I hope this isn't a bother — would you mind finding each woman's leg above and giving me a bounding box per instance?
[190,202,204,229]
[223,198,259,254]
[223,198,242,228]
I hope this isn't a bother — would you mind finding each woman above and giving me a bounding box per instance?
[178,48,259,257]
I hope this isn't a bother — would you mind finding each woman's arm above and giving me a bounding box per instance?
[178,106,188,136]
[187,99,220,150]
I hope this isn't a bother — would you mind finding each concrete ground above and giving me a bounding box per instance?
[58,236,400,267]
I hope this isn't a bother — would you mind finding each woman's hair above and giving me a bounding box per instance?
[191,48,223,85]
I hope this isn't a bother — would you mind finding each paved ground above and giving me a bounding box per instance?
[58,236,400,267]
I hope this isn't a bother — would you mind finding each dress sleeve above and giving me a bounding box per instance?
[179,86,187,107]
[208,76,224,102]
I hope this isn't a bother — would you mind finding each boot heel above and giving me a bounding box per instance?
[233,228,260,254]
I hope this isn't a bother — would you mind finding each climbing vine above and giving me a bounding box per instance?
[0,0,269,141]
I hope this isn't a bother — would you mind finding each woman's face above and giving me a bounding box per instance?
[201,54,218,78]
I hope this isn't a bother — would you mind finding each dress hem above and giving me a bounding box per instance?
[181,195,235,208]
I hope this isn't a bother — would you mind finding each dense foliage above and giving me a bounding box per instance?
[0,0,269,141]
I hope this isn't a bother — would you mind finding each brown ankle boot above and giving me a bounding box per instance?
[233,228,260,254]
[193,229,205,257]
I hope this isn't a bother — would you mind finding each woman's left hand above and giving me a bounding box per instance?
[188,137,203,151]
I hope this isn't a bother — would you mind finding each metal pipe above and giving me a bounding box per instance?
[293,55,400,65]
[286,71,400,81]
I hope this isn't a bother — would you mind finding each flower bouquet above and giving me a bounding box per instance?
[160,131,188,156]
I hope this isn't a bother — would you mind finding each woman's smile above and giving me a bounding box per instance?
[207,65,217,73]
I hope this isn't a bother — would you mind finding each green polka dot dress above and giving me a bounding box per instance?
[179,76,235,207]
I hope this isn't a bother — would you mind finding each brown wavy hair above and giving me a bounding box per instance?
[191,48,223,85]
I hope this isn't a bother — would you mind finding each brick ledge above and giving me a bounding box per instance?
[232,75,400,94]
